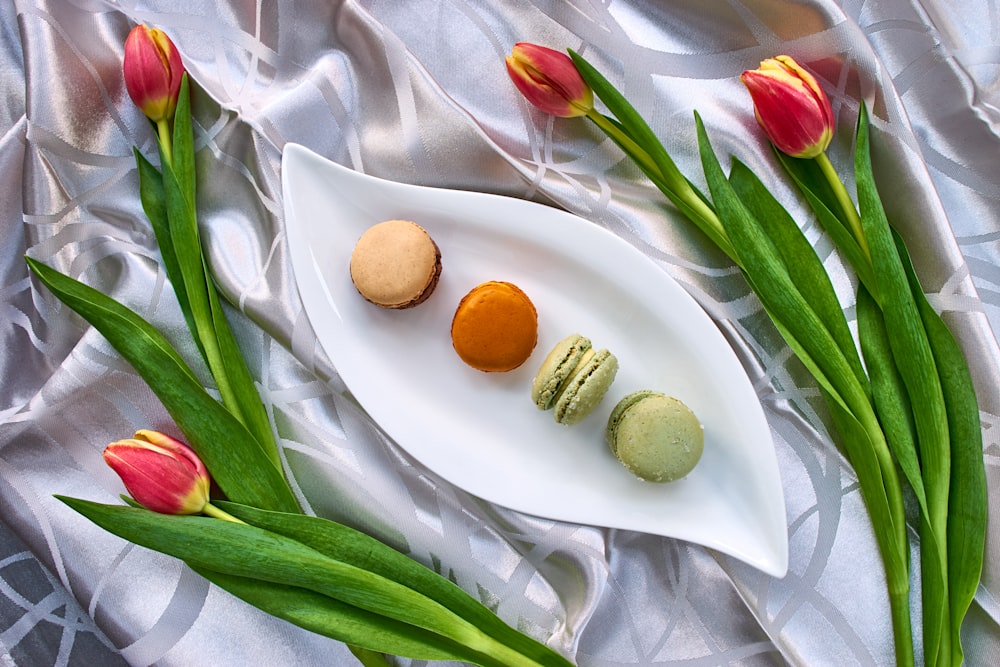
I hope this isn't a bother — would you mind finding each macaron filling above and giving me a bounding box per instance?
[531,334,592,410]
[553,348,618,425]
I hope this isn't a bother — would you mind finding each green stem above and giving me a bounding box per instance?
[586,110,661,179]
[157,119,173,166]
[890,587,916,667]
[585,109,737,261]
[815,151,870,261]
[203,502,247,524]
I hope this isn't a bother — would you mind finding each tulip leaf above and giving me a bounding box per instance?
[25,258,298,514]
[214,502,573,666]
[154,75,282,472]
[171,75,197,213]
[158,86,240,419]
[856,284,927,516]
[854,104,952,665]
[694,112,869,423]
[894,230,986,666]
[695,115,916,658]
[134,148,201,354]
[190,568,477,662]
[57,498,559,667]
[728,158,866,388]
[569,51,737,260]
[772,151,877,295]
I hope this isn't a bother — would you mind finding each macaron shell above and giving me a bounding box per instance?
[450,281,538,372]
[605,389,656,450]
[553,349,618,425]
[349,219,442,308]
[607,392,704,482]
[530,334,592,410]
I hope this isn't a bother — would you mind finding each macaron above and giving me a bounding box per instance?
[531,334,618,425]
[349,219,442,308]
[606,390,704,482]
[451,281,538,372]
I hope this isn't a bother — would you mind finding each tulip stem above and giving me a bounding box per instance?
[815,151,870,261]
[584,109,737,262]
[157,119,173,166]
[203,502,246,524]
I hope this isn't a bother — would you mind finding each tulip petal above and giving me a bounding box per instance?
[123,25,185,123]
[740,56,834,158]
[103,432,210,515]
[506,42,593,118]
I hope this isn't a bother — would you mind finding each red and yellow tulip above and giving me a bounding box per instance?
[103,430,210,515]
[740,55,834,159]
[505,42,593,118]
[123,25,185,124]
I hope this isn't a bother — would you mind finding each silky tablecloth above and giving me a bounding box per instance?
[2,0,998,665]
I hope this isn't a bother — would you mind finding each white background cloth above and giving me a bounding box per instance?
[1,0,998,665]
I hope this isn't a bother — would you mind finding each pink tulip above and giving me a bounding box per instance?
[505,42,593,118]
[123,25,185,123]
[103,430,210,515]
[740,55,834,158]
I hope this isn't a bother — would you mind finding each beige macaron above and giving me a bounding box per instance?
[349,219,442,308]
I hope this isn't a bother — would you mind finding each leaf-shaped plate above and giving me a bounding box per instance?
[282,144,788,577]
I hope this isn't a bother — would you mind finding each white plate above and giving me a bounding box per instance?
[282,143,788,577]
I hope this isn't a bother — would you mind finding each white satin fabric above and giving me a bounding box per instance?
[2,0,998,665]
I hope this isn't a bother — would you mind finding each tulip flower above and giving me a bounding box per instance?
[506,42,593,118]
[742,56,868,259]
[103,430,211,515]
[123,25,185,125]
[740,55,834,159]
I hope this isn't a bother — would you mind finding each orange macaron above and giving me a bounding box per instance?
[451,281,538,372]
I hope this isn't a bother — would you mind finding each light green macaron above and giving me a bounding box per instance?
[606,390,704,482]
[531,334,619,425]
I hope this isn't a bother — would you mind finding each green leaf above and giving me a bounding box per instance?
[58,498,555,667]
[157,76,282,471]
[191,568,475,662]
[202,259,282,469]
[818,385,914,667]
[171,75,197,213]
[215,502,574,667]
[728,158,866,389]
[568,51,686,190]
[346,645,394,667]
[569,51,736,260]
[895,230,986,666]
[772,151,877,294]
[695,116,916,662]
[695,113,868,424]
[134,149,200,351]
[855,104,952,665]
[25,258,298,513]
[856,284,927,516]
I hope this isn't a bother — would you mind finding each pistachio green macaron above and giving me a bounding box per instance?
[606,390,704,482]
[531,334,618,425]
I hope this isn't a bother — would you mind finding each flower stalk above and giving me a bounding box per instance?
[813,151,870,261]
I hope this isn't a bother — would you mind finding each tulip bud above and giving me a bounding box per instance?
[103,430,210,515]
[740,55,834,159]
[123,25,185,124]
[506,43,593,118]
